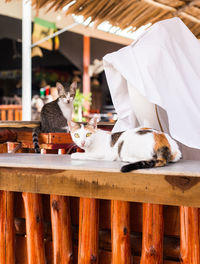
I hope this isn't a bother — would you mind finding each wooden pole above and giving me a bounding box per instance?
[111,200,131,264]
[0,191,15,264]
[22,0,32,120]
[180,206,200,263]
[140,203,163,264]
[22,192,46,264]
[0,139,17,264]
[50,195,73,263]
[78,198,99,264]
[50,147,73,263]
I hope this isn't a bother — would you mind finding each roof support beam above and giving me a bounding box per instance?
[22,0,32,121]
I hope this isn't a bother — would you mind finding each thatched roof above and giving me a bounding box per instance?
[30,0,200,38]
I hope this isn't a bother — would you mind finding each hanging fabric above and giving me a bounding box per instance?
[103,17,200,150]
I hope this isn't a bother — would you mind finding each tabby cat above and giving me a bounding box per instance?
[69,116,181,172]
[33,81,77,153]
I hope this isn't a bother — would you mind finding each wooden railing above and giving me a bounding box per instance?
[0,125,199,263]
[0,105,22,121]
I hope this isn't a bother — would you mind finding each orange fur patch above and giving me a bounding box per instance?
[153,132,172,165]
[84,125,96,133]
[153,132,170,152]
[141,127,151,130]
[71,123,81,133]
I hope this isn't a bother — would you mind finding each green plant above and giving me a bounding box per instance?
[73,89,92,122]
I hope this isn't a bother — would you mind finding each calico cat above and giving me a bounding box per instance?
[33,81,77,153]
[68,116,181,172]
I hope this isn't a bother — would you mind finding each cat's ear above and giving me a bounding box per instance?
[70,82,77,97]
[88,115,100,129]
[68,120,79,131]
[56,82,64,94]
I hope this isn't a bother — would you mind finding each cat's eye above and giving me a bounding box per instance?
[74,133,80,138]
[86,133,92,137]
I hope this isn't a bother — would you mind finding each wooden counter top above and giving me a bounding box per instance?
[0,153,199,207]
[0,121,40,128]
[0,121,114,128]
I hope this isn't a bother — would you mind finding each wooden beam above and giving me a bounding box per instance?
[179,12,200,24]
[143,0,176,11]
[0,157,200,207]
[143,0,200,25]
[83,35,90,95]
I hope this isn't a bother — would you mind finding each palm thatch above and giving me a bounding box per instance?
[16,0,200,38]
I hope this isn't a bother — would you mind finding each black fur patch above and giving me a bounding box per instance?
[121,160,156,173]
[157,146,171,162]
[136,129,152,135]
[118,141,124,157]
[111,131,124,146]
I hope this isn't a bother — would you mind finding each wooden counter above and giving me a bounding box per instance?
[0,121,114,128]
[0,153,199,207]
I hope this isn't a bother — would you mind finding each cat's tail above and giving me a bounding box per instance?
[121,158,169,173]
[121,146,172,173]
[32,126,41,153]
[121,160,156,173]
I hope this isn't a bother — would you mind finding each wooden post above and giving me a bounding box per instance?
[0,140,17,264]
[50,146,73,263]
[111,200,131,264]
[180,206,200,263]
[8,109,13,121]
[83,35,90,112]
[0,191,15,264]
[22,192,46,264]
[58,148,66,155]
[78,198,99,264]
[50,195,73,264]
[140,203,163,264]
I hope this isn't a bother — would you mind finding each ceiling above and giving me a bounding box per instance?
[31,0,200,38]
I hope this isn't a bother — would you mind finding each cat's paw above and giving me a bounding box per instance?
[71,152,85,160]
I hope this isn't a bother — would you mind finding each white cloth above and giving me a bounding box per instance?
[103,17,200,149]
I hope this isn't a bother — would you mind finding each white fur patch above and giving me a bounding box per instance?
[58,99,73,121]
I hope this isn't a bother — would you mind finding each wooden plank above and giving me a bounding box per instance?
[17,131,73,144]
[17,131,49,143]
[21,142,73,150]
[48,133,72,144]
[0,155,200,206]
[0,121,113,128]
[0,144,7,153]
[0,154,200,175]
[0,121,40,128]
[0,165,199,207]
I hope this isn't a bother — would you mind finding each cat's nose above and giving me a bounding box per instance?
[81,141,85,147]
